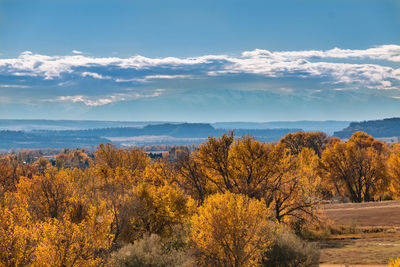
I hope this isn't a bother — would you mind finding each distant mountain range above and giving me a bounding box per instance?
[334,118,400,139]
[212,121,350,135]
[0,119,170,131]
[0,122,302,150]
[0,119,350,134]
[2,118,400,151]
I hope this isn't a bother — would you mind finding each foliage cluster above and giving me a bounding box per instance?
[0,131,399,266]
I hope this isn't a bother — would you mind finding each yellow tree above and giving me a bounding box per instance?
[10,168,73,221]
[120,183,195,243]
[278,131,329,157]
[193,134,320,222]
[175,149,214,204]
[33,204,113,267]
[271,147,321,223]
[191,192,273,267]
[195,132,234,192]
[55,149,91,169]
[387,144,400,199]
[320,132,388,202]
[94,143,149,244]
[228,136,277,200]
[0,206,38,267]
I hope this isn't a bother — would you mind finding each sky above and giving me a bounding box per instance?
[0,0,399,122]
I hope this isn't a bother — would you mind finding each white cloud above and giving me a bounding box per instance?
[242,45,400,62]
[0,84,30,88]
[72,50,83,54]
[57,89,165,106]
[0,45,399,91]
[81,71,110,79]
[144,74,192,80]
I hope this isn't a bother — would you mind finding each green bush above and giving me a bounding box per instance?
[109,233,194,267]
[262,226,320,267]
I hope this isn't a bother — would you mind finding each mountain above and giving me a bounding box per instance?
[1,119,349,135]
[334,118,400,139]
[0,119,172,131]
[212,121,350,135]
[0,123,302,150]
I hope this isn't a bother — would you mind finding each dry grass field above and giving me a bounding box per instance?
[317,200,400,266]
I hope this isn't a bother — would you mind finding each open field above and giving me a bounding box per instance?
[320,200,400,227]
[318,200,400,266]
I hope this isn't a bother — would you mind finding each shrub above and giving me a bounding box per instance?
[109,233,194,267]
[389,257,400,267]
[190,192,274,266]
[262,226,320,267]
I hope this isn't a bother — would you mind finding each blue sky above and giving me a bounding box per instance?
[0,0,399,121]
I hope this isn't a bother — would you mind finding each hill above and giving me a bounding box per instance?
[0,123,302,150]
[334,117,400,139]
[213,120,350,135]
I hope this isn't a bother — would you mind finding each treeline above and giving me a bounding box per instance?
[0,131,399,266]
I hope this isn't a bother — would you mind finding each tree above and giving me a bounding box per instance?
[120,183,195,243]
[10,168,73,221]
[175,150,209,205]
[278,132,329,157]
[94,143,150,245]
[320,132,388,202]
[0,207,38,266]
[193,134,320,222]
[195,132,234,192]
[190,192,273,267]
[387,147,400,199]
[33,205,113,267]
[271,147,321,223]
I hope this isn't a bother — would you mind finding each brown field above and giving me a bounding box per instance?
[320,200,400,227]
[318,200,400,266]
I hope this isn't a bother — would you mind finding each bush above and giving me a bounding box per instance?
[262,226,320,267]
[109,233,194,267]
[190,192,274,266]
[389,257,400,267]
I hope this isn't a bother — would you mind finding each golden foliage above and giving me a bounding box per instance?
[121,183,195,243]
[191,192,273,266]
[1,131,400,265]
[389,257,400,267]
[320,132,388,202]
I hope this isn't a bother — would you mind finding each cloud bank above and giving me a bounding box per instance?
[0,45,399,106]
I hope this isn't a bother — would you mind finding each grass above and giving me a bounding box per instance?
[319,231,400,265]
[316,200,400,265]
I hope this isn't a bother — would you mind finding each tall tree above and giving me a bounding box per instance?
[320,132,388,202]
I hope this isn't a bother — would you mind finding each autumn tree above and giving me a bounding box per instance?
[191,192,273,266]
[278,131,329,157]
[191,134,321,222]
[0,206,38,266]
[270,147,322,223]
[33,203,113,267]
[120,183,195,243]
[94,143,150,244]
[195,132,234,192]
[8,168,75,221]
[320,132,388,202]
[387,144,400,199]
[55,149,91,169]
[175,149,213,204]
